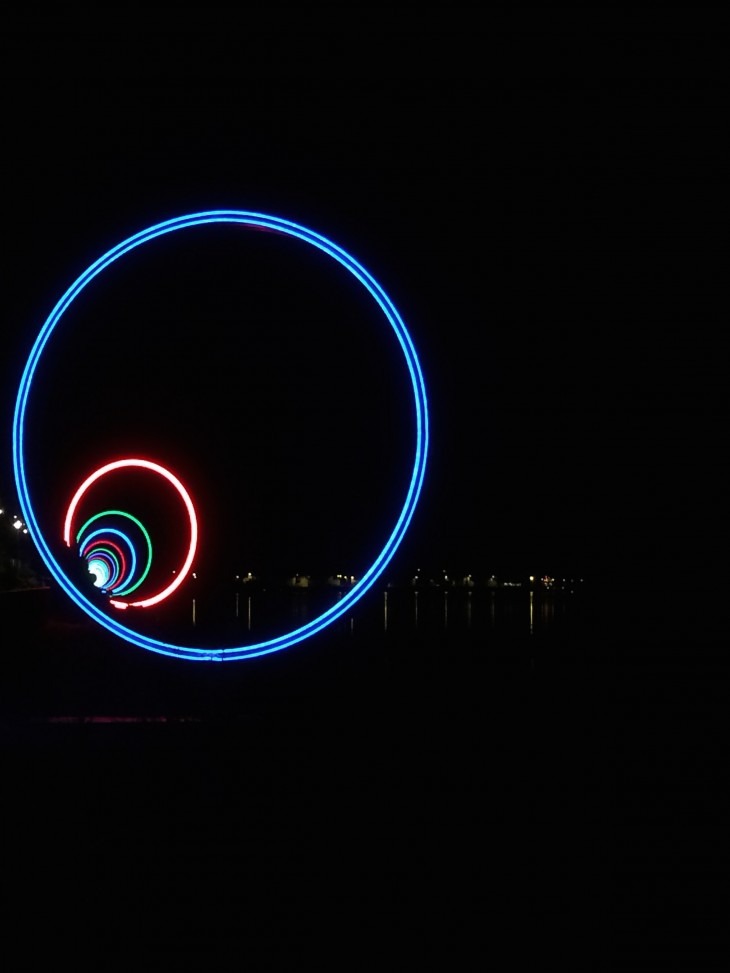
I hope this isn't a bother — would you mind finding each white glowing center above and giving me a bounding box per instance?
[88,559,109,588]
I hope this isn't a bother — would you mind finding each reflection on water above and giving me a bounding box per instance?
[0,584,592,731]
[183,584,586,645]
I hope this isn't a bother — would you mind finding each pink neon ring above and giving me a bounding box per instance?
[64,458,198,609]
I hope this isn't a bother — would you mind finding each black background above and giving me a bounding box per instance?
[1,11,727,968]
[2,13,725,600]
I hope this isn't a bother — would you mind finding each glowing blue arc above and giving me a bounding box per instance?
[12,211,429,661]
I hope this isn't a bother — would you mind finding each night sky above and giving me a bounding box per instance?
[1,13,725,598]
[2,15,727,967]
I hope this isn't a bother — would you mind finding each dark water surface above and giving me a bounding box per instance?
[2,585,612,965]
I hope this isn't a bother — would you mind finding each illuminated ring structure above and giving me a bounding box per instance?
[75,509,152,597]
[13,211,429,661]
[64,460,196,608]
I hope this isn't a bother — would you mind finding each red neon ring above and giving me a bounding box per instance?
[64,458,198,609]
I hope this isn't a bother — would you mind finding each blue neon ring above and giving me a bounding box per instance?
[13,211,429,661]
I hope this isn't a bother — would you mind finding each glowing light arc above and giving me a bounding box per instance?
[13,211,429,661]
[64,459,198,609]
[75,509,153,597]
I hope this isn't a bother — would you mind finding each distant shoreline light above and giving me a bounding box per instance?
[12,211,429,661]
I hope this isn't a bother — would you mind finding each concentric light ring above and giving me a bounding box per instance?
[75,509,153,596]
[13,211,429,661]
[64,459,197,609]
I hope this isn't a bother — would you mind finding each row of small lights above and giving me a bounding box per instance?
[1,516,583,589]
[411,569,584,585]
[1,507,585,585]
